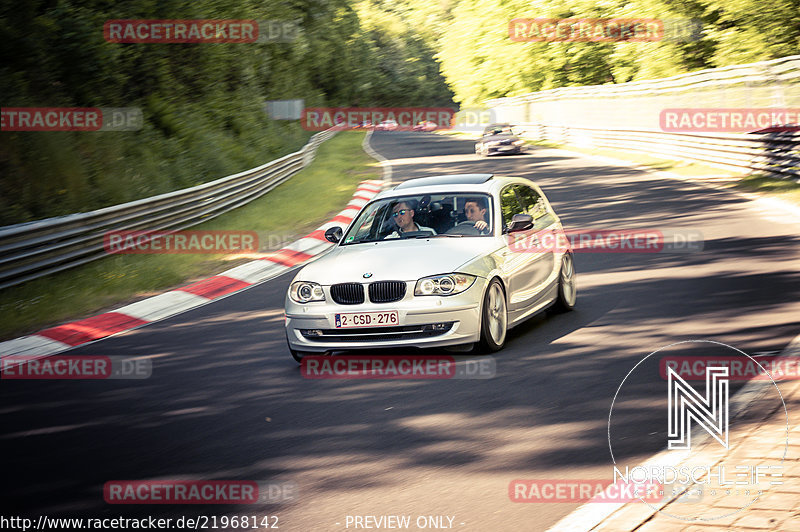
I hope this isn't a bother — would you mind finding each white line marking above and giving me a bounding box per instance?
[363,130,393,186]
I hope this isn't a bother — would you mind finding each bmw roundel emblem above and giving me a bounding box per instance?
[363,272,373,278]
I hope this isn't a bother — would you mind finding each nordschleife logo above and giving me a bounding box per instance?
[667,366,729,450]
[607,340,788,521]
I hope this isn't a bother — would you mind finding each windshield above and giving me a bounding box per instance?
[341,193,494,244]
[486,126,514,136]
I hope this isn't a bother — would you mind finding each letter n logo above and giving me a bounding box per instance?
[667,366,729,450]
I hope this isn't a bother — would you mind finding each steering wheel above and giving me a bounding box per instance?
[446,220,481,236]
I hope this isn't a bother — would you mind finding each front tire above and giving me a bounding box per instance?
[477,279,507,353]
[287,337,314,363]
[289,347,311,363]
[552,252,577,312]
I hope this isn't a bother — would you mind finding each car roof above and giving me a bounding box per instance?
[375,174,540,199]
[394,174,493,189]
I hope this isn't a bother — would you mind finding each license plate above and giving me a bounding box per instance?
[499,145,515,151]
[334,311,399,328]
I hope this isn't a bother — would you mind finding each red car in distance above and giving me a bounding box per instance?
[412,120,438,132]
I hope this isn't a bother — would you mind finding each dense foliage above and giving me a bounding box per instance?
[0,0,453,225]
[435,0,799,104]
[1,0,796,224]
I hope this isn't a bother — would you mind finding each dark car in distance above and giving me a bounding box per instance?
[475,124,525,156]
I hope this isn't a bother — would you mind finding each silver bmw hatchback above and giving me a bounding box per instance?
[284,174,576,362]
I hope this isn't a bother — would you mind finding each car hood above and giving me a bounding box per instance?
[296,238,501,284]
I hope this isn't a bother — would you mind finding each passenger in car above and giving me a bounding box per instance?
[384,201,437,239]
[464,197,490,234]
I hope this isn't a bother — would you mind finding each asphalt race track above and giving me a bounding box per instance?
[2,131,799,530]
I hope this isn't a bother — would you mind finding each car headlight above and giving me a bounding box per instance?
[486,141,501,146]
[513,140,525,145]
[414,274,476,296]
[290,281,326,303]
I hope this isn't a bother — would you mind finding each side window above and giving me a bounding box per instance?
[500,186,525,230]
[516,185,555,229]
[345,203,390,242]
[374,204,396,235]
[352,208,378,240]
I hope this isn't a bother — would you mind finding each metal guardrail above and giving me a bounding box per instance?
[518,125,800,178]
[486,55,800,179]
[0,128,337,290]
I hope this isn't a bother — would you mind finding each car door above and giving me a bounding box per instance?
[498,185,546,315]
[515,184,557,290]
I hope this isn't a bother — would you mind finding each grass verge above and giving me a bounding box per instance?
[0,131,381,341]
[732,173,800,205]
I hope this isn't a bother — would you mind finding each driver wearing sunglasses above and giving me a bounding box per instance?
[384,201,436,239]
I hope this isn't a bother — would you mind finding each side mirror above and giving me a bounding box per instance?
[507,214,533,233]
[324,226,343,243]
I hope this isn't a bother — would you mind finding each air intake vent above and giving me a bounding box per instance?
[330,283,365,305]
[368,281,406,303]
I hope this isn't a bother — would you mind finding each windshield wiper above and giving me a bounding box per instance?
[397,231,436,239]
[342,239,378,245]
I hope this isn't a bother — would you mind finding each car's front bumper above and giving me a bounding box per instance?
[487,144,522,155]
[285,280,485,352]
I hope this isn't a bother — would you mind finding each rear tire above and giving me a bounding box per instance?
[476,279,507,353]
[552,252,577,313]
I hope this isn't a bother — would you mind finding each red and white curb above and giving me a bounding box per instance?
[0,178,386,369]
